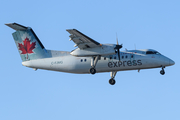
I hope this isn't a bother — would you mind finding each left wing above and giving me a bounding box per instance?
[66,29,101,49]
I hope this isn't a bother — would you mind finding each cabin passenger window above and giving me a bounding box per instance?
[84,59,87,62]
[104,57,106,60]
[131,55,133,58]
[110,56,112,60]
[125,55,128,59]
[122,56,124,59]
[114,56,116,59]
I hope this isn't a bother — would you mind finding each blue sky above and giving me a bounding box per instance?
[1,0,180,120]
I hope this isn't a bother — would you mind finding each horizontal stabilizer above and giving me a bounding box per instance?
[5,23,28,30]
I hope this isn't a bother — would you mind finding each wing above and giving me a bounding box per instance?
[66,29,101,49]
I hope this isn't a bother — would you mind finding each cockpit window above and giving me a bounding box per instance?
[146,51,154,54]
[146,51,161,55]
[154,51,161,55]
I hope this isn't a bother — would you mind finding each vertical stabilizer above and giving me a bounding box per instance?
[6,23,48,61]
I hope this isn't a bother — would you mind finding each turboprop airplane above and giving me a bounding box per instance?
[6,23,175,85]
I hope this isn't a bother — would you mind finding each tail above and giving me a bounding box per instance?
[6,23,48,61]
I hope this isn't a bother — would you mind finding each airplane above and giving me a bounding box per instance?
[6,23,175,85]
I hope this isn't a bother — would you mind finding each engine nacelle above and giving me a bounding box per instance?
[70,44,115,57]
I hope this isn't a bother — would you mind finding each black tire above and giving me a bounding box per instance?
[109,79,116,85]
[89,67,96,74]
[160,70,165,75]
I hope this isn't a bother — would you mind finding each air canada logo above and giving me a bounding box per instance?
[18,37,36,59]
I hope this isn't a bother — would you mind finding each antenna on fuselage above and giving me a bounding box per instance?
[134,44,136,50]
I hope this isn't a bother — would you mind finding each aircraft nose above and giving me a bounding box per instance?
[169,59,175,66]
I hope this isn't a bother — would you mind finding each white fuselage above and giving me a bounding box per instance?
[22,49,174,74]
[6,23,175,85]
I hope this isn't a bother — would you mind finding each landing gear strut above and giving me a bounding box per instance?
[89,56,100,74]
[160,66,165,75]
[109,71,117,85]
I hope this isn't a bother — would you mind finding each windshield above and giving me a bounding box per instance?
[146,51,161,55]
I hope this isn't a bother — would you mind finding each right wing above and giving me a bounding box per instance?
[66,29,101,49]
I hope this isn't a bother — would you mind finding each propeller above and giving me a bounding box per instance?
[114,34,123,62]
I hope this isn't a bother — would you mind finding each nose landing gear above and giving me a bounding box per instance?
[109,78,116,85]
[160,66,165,75]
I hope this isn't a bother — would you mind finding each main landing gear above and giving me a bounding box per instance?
[89,67,96,74]
[89,56,117,85]
[109,71,117,85]
[89,56,100,74]
[160,66,165,75]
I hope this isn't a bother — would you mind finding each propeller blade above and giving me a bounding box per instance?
[116,33,119,45]
[114,33,122,62]
[117,49,120,61]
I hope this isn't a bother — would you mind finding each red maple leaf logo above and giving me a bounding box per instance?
[18,37,36,59]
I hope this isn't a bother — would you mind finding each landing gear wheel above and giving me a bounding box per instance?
[89,67,96,74]
[160,70,165,75]
[109,79,116,85]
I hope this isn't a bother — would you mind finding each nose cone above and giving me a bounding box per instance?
[169,59,175,66]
